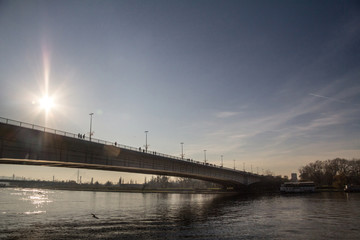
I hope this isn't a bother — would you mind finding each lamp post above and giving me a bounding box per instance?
[233,159,236,170]
[144,131,149,152]
[204,150,207,163]
[89,113,94,141]
[221,155,223,167]
[181,142,184,159]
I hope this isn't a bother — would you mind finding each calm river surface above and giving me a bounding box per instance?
[1,188,360,240]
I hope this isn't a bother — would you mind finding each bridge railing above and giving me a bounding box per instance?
[0,117,140,151]
[0,116,261,177]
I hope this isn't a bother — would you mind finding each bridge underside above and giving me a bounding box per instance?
[0,122,262,188]
[0,158,245,187]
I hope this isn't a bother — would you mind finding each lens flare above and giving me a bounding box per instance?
[39,95,54,112]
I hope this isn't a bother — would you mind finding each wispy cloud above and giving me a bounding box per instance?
[196,82,359,167]
[215,111,240,118]
[309,93,347,103]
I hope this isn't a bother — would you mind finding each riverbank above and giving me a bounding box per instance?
[1,179,350,194]
[0,179,237,194]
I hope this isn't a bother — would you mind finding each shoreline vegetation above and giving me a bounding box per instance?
[299,158,360,188]
[1,177,351,194]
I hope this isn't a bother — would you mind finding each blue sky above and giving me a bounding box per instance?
[1,0,359,183]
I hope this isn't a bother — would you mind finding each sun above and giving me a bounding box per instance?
[39,95,54,112]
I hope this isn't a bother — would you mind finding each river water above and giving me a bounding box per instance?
[0,188,359,240]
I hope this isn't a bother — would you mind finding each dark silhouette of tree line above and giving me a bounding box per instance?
[104,175,219,189]
[143,176,219,189]
[299,158,360,188]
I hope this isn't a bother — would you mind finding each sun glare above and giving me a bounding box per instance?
[39,95,54,112]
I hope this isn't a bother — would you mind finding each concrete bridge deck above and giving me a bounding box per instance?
[0,117,262,187]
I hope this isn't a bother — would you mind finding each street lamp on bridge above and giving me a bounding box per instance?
[89,113,94,141]
[221,155,223,167]
[180,142,184,159]
[204,150,207,163]
[144,130,149,152]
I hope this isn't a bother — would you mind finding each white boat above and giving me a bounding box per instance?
[280,181,316,193]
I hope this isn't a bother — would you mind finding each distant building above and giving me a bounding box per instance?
[291,173,298,182]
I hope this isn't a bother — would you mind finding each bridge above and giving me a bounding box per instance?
[0,117,262,188]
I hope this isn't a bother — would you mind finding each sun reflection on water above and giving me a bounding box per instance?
[24,210,46,215]
[19,189,53,208]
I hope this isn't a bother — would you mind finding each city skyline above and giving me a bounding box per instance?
[1,0,359,183]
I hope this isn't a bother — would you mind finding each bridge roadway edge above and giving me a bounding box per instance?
[0,122,262,188]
